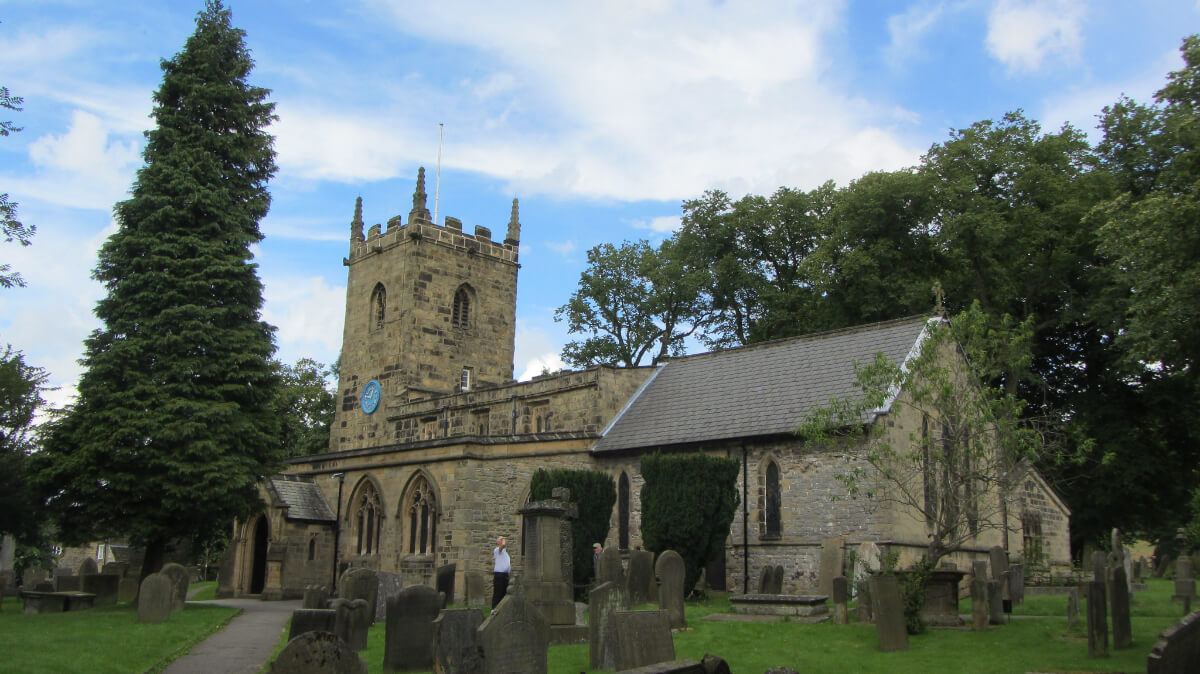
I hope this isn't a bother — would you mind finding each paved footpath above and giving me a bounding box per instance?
[162,598,300,674]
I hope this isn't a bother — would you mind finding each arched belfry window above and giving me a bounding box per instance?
[403,473,439,555]
[351,479,383,556]
[452,284,473,329]
[618,472,630,550]
[370,283,386,331]
[764,459,782,539]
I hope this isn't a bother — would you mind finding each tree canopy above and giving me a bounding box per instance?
[1,83,34,289]
[35,0,281,580]
[274,357,335,457]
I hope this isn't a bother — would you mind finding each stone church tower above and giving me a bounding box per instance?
[332,168,522,452]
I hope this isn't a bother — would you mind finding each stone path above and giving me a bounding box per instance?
[163,598,300,674]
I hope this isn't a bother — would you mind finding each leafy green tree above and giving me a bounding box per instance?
[556,239,709,367]
[529,468,616,594]
[275,357,335,457]
[639,452,740,595]
[1,83,34,289]
[0,346,48,540]
[35,1,281,582]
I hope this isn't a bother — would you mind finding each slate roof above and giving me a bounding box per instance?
[270,476,337,522]
[592,315,934,453]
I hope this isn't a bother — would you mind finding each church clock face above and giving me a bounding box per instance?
[361,380,382,414]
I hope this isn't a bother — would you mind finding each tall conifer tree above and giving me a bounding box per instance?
[37,0,281,580]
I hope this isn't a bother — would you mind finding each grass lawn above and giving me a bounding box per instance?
[186,581,217,602]
[0,596,238,674]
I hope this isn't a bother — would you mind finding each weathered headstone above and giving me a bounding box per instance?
[477,594,550,674]
[55,575,81,592]
[1123,546,1134,593]
[832,576,849,625]
[269,631,367,674]
[1146,606,1200,674]
[597,545,624,588]
[1067,587,1081,629]
[331,598,370,652]
[971,575,988,631]
[383,584,441,671]
[1087,579,1108,658]
[1173,555,1195,601]
[1091,551,1108,583]
[82,574,119,606]
[465,571,486,606]
[1110,565,1132,650]
[757,565,772,594]
[988,546,1009,599]
[215,550,236,599]
[289,609,337,641]
[701,654,732,674]
[987,580,1005,625]
[432,608,484,674]
[612,610,676,671]
[655,550,686,629]
[768,565,784,594]
[137,573,173,624]
[375,571,404,622]
[857,578,873,623]
[303,585,329,610]
[868,575,908,652]
[626,550,654,606]
[339,567,380,625]
[518,492,577,626]
[854,542,882,585]
[589,581,625,670]
[818,538,845,598]
[78,558,98,576]
[160,562,189,612]
[1008,563,1024,606]
[435,564,456,607]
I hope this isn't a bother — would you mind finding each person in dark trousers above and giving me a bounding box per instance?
[492,535,510,609]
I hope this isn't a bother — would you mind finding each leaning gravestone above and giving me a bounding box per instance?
[971,574,988,631]
[375,571,404,622]
[626,550,654,606]
[758,566,772,594]
[331,598,370,652]
[289,609,337,641]
[339,568,380,625]
[303,585,329,610]
[383,584,441,672]
[78,558,98,576]
[767,565,784,595]
[655,550,687,629]
[589,581,626,670]
[1146,607,1200,674]
[987,580,1005,625]
[160,563,189,612]
[269,631,366,674]
[597,546,624,588]
[612,610,676,670]
[832,576,849,625]
[477,595,550,674]
[432,608,484,674]
[1111,564,1132,650]
[82,574,119,606]
[436,564,456,607]
[1067,587,1080,629]
[818,538,845,598]
[1087,579,1108,658]
[988,547,1009,599]
[137,573,173,624]
[868,575,908,652]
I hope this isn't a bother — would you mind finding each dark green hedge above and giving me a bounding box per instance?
[640,451,740,595]
[529,467,616,592]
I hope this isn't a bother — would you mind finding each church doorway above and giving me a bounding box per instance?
[250,514,269,594]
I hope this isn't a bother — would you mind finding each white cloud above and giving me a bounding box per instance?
[514,318,569,381]
[630,215,681,235]
[1039,47,1179,141]
[262,275,346,367]
[985,0,1085,73]
[545,240,577,257]
[885,2,946,65]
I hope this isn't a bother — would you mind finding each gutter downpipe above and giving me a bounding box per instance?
[742,443,749,594]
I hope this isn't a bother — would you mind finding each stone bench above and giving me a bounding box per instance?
[730,594,829,617]
[20,590,97,614]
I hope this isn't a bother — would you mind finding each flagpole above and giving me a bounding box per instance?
[434,123,444,226]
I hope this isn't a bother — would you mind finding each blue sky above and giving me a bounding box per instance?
[0,0,1196,410]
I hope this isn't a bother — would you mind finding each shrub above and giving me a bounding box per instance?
[529,468,616,593]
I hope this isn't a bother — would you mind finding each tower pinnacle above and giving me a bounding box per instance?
[505,198,521,245]
[351,196,364,242]
[408,167,432,224]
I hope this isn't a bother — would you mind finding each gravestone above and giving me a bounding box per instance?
[701,654,732,674]
[971,575,988,631]
[988,547,1009,599]
[1123,546,1134,593]
[818,538,845,598]
[612,610,676,670]
[331,598,370,651]
[432,608,484,674]
[1091,551,1108,582]
[768,565,784,594]
[626,550,654,606]
[1134,556,1146,583]
[1110,565,1132,650]
[1087,579,1108,658]
[269,631,367,674]
[1,570,13,597]
[383,584,441,671]
[857,578,873,623]
[854,542,882,585]
[1146,606,1200,674]
[376,571,404,622]
[464,571,486,606]
[598,546,624,589]
[1008,563,1024,606]
[339,568,380,625]
[289,609,337,641]
[55,575,81,592]
[655,550,687,629]
[831,576,849,625]
[160,562,189,612]
[1173,555,1195,601]
[477,595,550,674]
[987,580,1005,625]
[82,574,119,606]
[868,575,908,652]
[215,550,237,599]
[589,581,626,670]
[137,573,173,624]
[436,564,456,607]
[518,490,576,626]
[303,585,329,610]
[1067,587,1080,629]
[23,566,47,587]
[757,565,772,594]
[78,558,98,576]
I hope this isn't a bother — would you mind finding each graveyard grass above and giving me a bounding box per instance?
[0,596,238,673]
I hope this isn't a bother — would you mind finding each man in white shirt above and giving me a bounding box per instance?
[492,535,510,609]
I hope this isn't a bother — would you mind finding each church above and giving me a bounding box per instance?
[222,171,1071,600]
